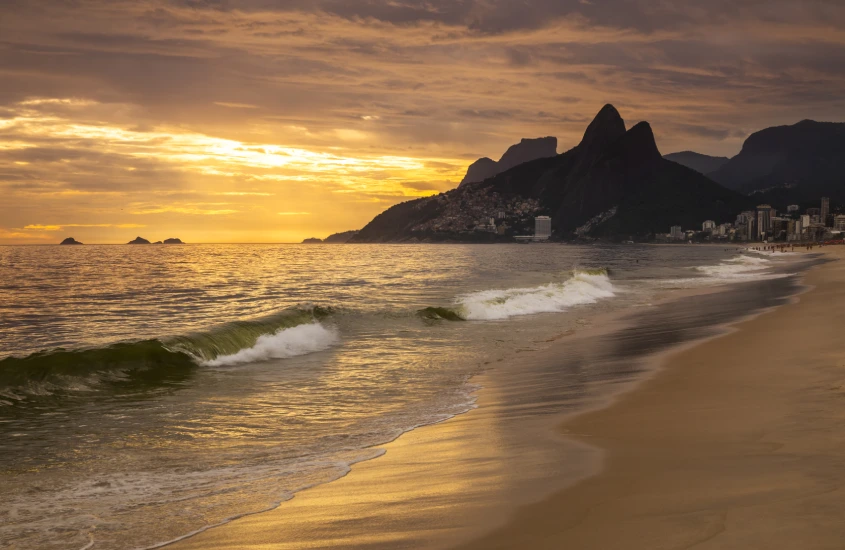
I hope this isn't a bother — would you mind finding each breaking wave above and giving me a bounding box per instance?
[0,308,337,403]
[456,269,616,320]
[203,323,338,366]
[696,254,776,280]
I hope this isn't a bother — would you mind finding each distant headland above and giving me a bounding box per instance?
[301,230,359,244]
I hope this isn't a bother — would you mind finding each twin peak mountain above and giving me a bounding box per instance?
[352,104,749,242]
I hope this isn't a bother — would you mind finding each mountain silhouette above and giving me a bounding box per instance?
[352,105,750,242]
[708,120,845,202]
[460,137,558,186]
[664,151,729,175]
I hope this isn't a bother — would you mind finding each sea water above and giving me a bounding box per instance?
[0,243,799,549]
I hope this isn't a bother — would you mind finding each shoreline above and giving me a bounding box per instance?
[167,254,817,550]
[459,247,845,549]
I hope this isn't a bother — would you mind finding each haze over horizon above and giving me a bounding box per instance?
[2,0,844,244]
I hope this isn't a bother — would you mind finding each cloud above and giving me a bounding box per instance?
[214,101,259,109]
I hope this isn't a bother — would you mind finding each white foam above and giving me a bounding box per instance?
[203,322,339,366]
[457,271,616,320]
[696,254,775,280]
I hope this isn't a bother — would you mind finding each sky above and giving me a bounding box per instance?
[1,0,844,244]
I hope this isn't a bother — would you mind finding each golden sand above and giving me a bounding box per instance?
[460,247,845,549]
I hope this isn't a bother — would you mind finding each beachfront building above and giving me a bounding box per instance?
[702,220,716,232]
[771,217,789,241]
[821,197,830,226]
[534,216,552,240]
[757,204,773,240]
[835,215,845,232]
[670,226,684,240]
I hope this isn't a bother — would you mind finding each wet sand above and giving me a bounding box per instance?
[169,250,841,550]
[460,247,845,549]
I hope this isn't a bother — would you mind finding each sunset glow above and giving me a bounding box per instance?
[1,0,843,242]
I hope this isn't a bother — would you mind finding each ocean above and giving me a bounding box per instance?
[0,243,804,550]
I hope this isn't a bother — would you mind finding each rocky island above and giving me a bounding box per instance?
[60,237,83,245]
[163,238,184,244]
[127,236,151,244]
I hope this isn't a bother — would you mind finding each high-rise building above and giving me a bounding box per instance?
[534,216,552,240]
[756,204,773,240]
[702,220,716,232]
[787,204,800,214]
[670,226,684,240]
[821,197,830,226]
[835,215,845,232]
[771,217,788,241]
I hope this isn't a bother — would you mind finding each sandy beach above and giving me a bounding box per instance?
[460,247,845,549]
[169,248,844,550]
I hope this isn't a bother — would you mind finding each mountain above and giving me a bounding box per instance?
[303,230,360,244]
[460,137,557,186]
[60,237,83,245]
[324,230,359,243]
[708,120,845,202]
[664,151,729,175]
[127,236,151,244]
[352,105,751,242]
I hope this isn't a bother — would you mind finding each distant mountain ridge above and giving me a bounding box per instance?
[708,119,845,202]
[302,230,360,244]
[352,105,751,242]
[460,137,558,186]
[664,151,729,175]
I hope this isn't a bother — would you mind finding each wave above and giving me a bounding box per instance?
[455,269,616,321]
[696,254,775,280]
[203,323,338,366]
[0,307,336,403]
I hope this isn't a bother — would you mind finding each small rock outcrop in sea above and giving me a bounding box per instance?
[163,238,184,244]
[302,237,323,244]
[60,237,83,245]
[127,236,151,245]
[152,241,163,244]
